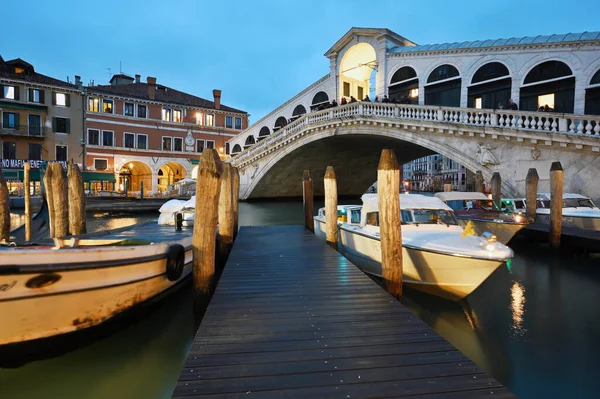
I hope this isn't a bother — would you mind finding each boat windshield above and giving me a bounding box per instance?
[402,209,459,226]
[562,198,596,208]
[447,199,499,211]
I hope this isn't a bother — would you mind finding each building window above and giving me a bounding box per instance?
[173,137,183,151]
[137,134,147,149]
[357,86,364,100]
[538,93,555,110]
[235,117,242,129]
[102,130,114,147]
[2,112,19,129]
[124,132,135,148]
[409,88,419,98]
[205,114,214,126]
[162,136,172,151]
[124,103,135,117]
[2,85,16,100]
[28,89,44,104]
[55,92,67,106]
[94,159,108,171]
[88,129,100,145]
[162,108,172,122]
[103,99,113,113]
[343,82,350,97]
[2,142,17,159]
[196,139,204,153]
[29,143,42,160]
[225,116,233,129]
[137,104,147,118]
[173,109,182,123]
[56,145,67,162]
[53,117,70,134]
[206,140,215,149]
[475,97,482,109]
[195,112,202,125]
[88,97,100,112]
[28,114,42,136]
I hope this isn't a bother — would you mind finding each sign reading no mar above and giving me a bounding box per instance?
[0,159,68,170]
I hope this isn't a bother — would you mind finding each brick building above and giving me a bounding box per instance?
[84,74,248,195]
[0,56,84,195]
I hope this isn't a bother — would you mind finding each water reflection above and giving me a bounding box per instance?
[510,281,526,337]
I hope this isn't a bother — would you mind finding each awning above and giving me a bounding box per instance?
[82,172,116,183]
[0,101,47,112]
[2,169,20,180]
[1,169,41,181]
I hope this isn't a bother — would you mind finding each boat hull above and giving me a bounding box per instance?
[456,218,525,244]
[534,209,600,231]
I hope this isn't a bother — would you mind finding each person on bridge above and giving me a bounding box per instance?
[331,99,338,107]
[340,97,347,105]
[382,95,390,103]
[350,96,357,103]
[363,95,371,102]
[507,99,519,110]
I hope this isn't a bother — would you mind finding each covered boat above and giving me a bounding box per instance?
[314,205,361,240]
[334,194,513,301]
[434,191,529,244]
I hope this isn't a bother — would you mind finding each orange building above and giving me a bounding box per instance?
[84,74,248,195]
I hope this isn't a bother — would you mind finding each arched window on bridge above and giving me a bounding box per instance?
[584,69,600,115]
[520,61,574,113]
[291,104,307,122]
[311,91,329,111]
[258,126,270,141]
[424,64,461,107]
[244,135,256,149]
[231,144,242,154]
[468,62,511,110]
[273,116,287,132]
[388,67,418,103]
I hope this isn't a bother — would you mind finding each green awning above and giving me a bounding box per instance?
[2,169,42,181]
[0,101,47,112]
[18,170,41,181]
[2,170,20,180]
[190,159,199,165]
[82,172,116,182]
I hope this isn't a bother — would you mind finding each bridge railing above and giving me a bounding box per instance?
[232,102,600,165]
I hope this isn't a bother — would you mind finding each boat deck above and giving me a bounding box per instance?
[171,225,515,398]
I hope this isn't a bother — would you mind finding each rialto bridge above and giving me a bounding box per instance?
[228,28,600,201]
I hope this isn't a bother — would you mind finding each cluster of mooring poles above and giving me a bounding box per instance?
[301,151,567,300]
[0,161,87,243]
[191,149,240,314]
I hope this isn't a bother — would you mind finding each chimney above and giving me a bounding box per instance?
[135,74,141,83]
[147,77,156,100]
[74,75,82,89]
[213,89,221,110]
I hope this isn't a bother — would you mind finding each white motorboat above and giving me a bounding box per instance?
[0,218,192,366]
[331,194,513,301]
[503,193,600,232]
[434,191,529,244]
[314,204,362,241]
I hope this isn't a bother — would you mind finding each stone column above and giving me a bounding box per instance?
[573,76,586,114]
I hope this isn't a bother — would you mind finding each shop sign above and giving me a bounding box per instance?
[1,159,67,169]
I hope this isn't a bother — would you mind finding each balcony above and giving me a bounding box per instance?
[0,124,47,138]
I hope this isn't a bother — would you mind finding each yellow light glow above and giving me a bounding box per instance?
[339,43,376,82]
[129,163,133,169]
[409,88,419,98]
[537,93,555,109]
[475,97,482,109]
[219,147,224,153]
[510,281,526,336]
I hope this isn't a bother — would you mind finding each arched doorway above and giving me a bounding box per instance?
[158,162,187,192]
[468,62,511,109]
[389,66,418,103]
[118,161,152,194]
[585,69,600,115]
[425,64,461,107]
[520,60,574,113]
[339,42,377,102]
[311,91,329,111]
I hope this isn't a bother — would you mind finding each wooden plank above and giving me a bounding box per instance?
[172,226,514,398]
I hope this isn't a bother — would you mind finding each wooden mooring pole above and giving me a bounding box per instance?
[525,168,539,220]
[193,149,222,302]
[491,172,502,209]
[217,163,234,267]
[232,166,240,241]
[0,165,9,242]
[475,170,484,193]
[324,166,338,250]
[302,170,314,233]
[24,163,31,241]
[378,149,403,298]
[443,183,452,192]
[68,161,86,235]
[44,163,68,238]
[549,162,564,249]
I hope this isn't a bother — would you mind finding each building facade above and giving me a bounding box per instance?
[84,74,248,195]
[403,155,474,192]
[0,57,84,195]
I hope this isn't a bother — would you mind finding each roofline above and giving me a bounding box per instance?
[324,27,416,57]
[0,76,81,93]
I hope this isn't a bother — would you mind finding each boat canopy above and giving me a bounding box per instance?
[537,193,590,200]
[361,194,453,214]
[434,191,490,202]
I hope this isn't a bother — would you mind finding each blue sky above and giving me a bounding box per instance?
[1,0,597,123]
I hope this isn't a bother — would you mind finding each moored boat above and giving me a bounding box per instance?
[314,204,362,240]
[434,191,529,244]
[329,194,513,301]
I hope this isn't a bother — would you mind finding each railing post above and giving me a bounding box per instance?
[549,162,564,249]
[302,170,314,233]
[437,109,444,121]
[490,112,498,127]
[558,118,568,133]
[24,163,31,241]
[491,172,502,210]
[358,103,364,115]
[525,168,539,220]
[67,161,86,235]
[324,166,338,250]
[378,149,402,299]
[0,165,9,242]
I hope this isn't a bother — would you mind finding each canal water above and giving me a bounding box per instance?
[2,200,599,398]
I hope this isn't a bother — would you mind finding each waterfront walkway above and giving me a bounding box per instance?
[172,225,514,398]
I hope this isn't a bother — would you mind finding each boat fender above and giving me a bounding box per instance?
[166,244,185,281]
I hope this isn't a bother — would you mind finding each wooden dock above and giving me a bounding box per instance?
[172,225,515,398]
